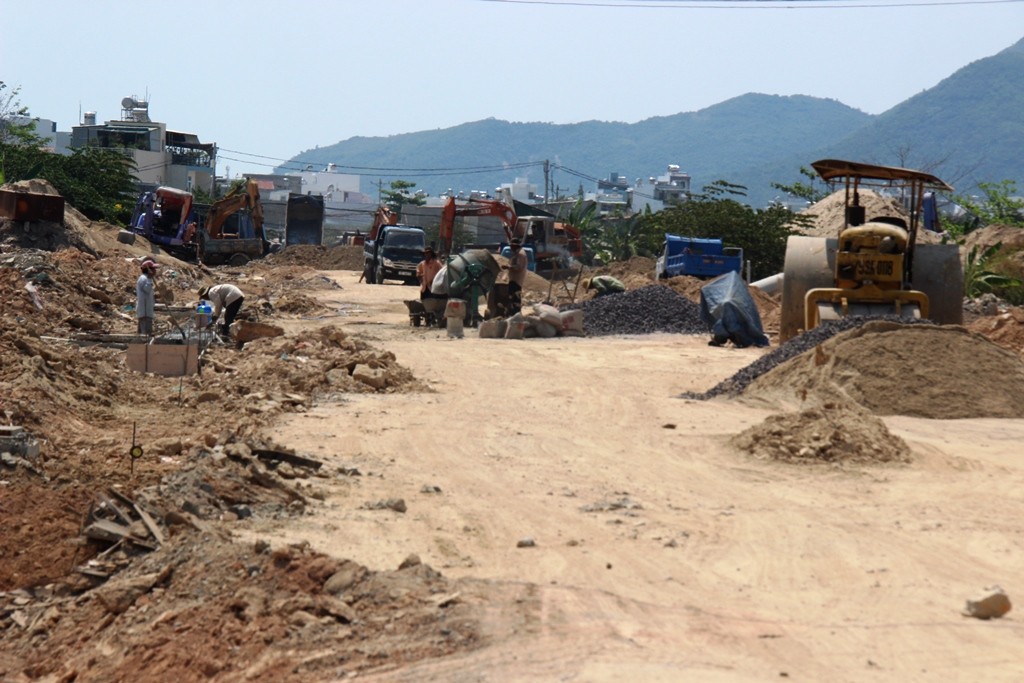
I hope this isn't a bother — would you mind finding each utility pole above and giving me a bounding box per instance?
[544,159,550,211]
[376,179,383,205]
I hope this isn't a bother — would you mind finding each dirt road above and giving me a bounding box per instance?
[243,271,1024,681]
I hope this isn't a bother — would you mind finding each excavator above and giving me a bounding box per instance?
[779,159,963,342]
[198,179,269,266]
[439,195,583,272]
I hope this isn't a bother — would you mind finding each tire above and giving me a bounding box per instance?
[229,253,250,267]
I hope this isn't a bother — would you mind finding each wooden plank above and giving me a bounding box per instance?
[97,493,132,526]
[133,503,165,545]
[252,448,323,471]
[85,519,131,544]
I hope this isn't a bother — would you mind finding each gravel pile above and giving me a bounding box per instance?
[565,285,707,336]
[681,316,935,400]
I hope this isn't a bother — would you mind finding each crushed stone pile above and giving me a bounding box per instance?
[740,321,1024,419]
[732,400,912,465]
[564,284,707,336]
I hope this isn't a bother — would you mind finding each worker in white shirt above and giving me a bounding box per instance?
[197,284,245,338]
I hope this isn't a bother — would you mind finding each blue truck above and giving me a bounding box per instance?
[655,235,744,280]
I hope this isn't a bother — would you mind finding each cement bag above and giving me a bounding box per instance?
[535,321,558,338]
[504,313,526,339]
[444,299,466,319]
[533,303,562,329]
[431,267,449,295]
[478,319,505,339]
[559,309,584,334]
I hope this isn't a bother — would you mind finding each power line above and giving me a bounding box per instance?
[217,147,544,175]
[480,0,1021,8]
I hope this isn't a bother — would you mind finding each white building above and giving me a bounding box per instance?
[70,97,215,193]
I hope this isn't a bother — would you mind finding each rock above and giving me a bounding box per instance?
[150,437,183,456]
[323,561,368,595]
[352,364,388,390]
[398,554,422,570]
[517,537,536,548]
[316,594,357,623]
[196,392,220,404]
[964,586,1012,619]
[94,571,164,614]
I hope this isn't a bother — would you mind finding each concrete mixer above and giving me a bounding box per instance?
[779,159,963,342]
[446,249,501,327]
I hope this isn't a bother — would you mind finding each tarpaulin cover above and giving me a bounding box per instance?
[699,270,770,348]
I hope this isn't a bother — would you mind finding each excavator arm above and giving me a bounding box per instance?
[439,196,517,255]
[206,179,263,240]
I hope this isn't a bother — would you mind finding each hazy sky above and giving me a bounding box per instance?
[4,0,1022,182]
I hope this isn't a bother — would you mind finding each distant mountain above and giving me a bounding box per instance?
[282,37,1024,208]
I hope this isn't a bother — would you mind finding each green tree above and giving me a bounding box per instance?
[771,166,829,205]
[380,180,426,212]
[0,81,39,146]
[950,180,1024,234]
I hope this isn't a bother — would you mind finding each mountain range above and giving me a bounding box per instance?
[281,37,1024,209]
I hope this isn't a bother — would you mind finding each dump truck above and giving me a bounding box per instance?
[779,159,963,342]
[285,193,325,246]
[655,235,743,280]
[363,206,425,285]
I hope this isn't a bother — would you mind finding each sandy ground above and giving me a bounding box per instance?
[237,271,1024,682]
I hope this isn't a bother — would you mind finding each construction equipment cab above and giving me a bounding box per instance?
[129,186,198,261]
[655,235,743,280]
[363,206,426,285]
[779,159,963,341]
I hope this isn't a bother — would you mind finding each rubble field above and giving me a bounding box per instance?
[3,181,1024,681]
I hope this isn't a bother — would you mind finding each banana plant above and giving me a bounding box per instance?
[963,242,1021,297]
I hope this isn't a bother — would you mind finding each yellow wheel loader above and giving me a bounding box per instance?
[779,159,964,342]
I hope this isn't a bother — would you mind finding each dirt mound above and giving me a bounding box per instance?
[262,244,365,271]
[742,321,1024,418]
[961,223,1024,259]
[732,400,912,465]
[0,532,484,682]
[969,307,1024,355]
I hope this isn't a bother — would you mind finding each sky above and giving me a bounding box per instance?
[4,0,1023,185]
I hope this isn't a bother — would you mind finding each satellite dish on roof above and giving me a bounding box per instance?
[122,97,137,109]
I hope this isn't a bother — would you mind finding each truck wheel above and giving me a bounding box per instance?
[229,253,250,266]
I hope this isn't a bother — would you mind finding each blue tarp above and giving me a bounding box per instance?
[699,271,770,348]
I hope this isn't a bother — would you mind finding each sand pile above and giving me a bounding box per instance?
[741,321,1024,419]
[732,400,912,465]
[799,189,945,244]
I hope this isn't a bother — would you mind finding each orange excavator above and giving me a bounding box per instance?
[439,195,583,268]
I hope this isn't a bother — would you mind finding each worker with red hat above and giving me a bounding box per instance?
[136,259,158,336]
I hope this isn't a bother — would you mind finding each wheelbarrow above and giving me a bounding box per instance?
[404,297,447,327]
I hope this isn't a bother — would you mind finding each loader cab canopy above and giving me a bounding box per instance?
[811,159,953,192]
